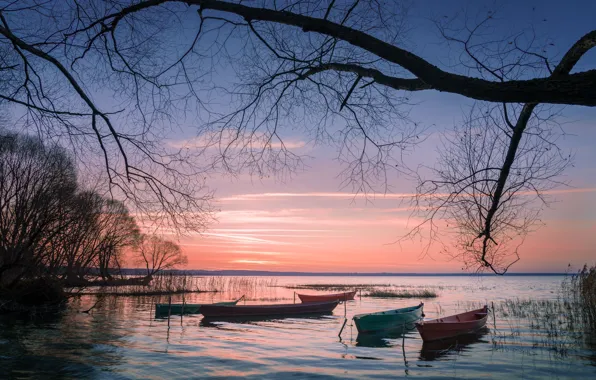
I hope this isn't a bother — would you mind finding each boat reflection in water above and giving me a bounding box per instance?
[419,327,490,361]
[200,313,335,327]
[355,325,415,348]
[200,300,339,319]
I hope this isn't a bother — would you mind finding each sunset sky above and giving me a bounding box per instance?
[158,0,596,274]
[175,129,596,273]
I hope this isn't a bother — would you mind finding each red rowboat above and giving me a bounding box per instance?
[296,290,357,303]
[415,306,488,342]
[200,300,339,318]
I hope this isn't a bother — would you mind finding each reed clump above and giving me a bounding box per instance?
[76,275,280,298]
[365,289,437,298]
[78,273,207,296]
[564,264,596,332]
[486,298,582,358]
[487,268,596,360]
[284,284,389,291]
[195,277,279,299]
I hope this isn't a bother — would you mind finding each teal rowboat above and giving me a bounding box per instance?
[353,303,424,333]
[155,297,242,317]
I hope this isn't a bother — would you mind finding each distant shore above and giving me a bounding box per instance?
[115,269,567,277]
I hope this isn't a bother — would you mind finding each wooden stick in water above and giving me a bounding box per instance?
[338,317,348,337]
[402,322,408,369]
[181,292,185,324]
[491,301,497,331]
[167,295,172,327]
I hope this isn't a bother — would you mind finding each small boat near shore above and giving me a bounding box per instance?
[201,300,340,318]
[415,305,488,342]
[353,303,424,334]
[155,297,242,317]
[296,290,357,303]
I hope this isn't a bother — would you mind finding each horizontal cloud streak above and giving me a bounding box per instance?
[168,131,307,150]
[220,192,417,201]
[225,250,289,255]
[202,232,298,246]
[212,228,334,232]
[230,260,279,265]
[221,187,596,202]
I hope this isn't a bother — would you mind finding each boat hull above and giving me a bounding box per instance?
[416,306,488,342]
[353,303,424,333]
[297,290,357,303]
[155,303,202,316]
[200,300,339,318]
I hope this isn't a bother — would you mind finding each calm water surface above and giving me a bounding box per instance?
[1,275,595,379]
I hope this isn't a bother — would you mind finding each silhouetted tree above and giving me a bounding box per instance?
[400,12,582,273]
[135,235,187,277]
[0,130,141,296]
[0,131,77,287]
[56,192,139,283]
[409,103,572,273]
[92,197,140,280]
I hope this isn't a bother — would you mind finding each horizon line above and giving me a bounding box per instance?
[120,268,567,276]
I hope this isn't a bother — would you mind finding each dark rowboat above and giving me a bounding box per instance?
[415,305,488,342]
[296,290,357,303]
[155,297,242,317]
[353,303,424,333]
[200,300,339,318]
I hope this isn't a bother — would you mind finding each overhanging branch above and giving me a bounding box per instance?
[75,0,596,106]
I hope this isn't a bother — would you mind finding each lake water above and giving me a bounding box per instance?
[1,275,595,379]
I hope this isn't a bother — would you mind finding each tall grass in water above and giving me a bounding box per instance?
[445,299,580,358]
[564,264,596,332]
[195,277,279,299]
[76,275,280,299]
[482,267,596,359]
[366,289,438,298]
[284,284,390,291]
[283,283,449,291]
[78,273,206,296]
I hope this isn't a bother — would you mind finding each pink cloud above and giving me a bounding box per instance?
[230,259,280,265]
